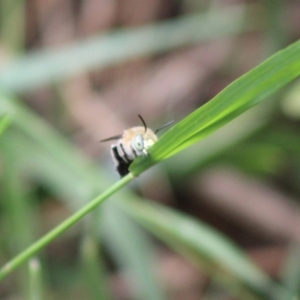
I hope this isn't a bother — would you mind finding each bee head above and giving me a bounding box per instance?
[130,128,157,156]
[126,115,156,156]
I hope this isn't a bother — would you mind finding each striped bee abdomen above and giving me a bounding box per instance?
[111,144,133,177]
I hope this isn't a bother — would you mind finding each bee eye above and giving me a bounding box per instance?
[133,135,144,151]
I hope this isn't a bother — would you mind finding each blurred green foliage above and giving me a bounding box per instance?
[0,1,300,300]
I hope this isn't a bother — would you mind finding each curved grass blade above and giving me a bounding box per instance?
[130,39,300,176]
[0,4,249,93]
[117,197,292,300]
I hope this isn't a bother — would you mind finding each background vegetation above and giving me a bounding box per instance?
[0,1,300,299]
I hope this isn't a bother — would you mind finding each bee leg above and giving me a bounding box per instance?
[142,149,149,156]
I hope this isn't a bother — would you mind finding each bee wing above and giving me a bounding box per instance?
[100,135,122,142]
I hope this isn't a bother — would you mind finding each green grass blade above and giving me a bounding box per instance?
[80,235,112,300]
[0,114,11,136]
[28,258,43,300]
[102,201,166,300]
[0,96,285,298]
[279,245,300,300]
[0,0,26,52]
[0,97,168,300]
[0,174,133,281]
[130,39,300,176]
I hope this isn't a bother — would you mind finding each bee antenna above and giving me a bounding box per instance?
[155,120,174,134]
[138,114,147,133]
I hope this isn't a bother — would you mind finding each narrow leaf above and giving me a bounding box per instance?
[130,39,300,176]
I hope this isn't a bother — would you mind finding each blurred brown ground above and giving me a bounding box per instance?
[1,0,300,299]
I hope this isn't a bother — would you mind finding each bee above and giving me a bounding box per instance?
[100,115,173,177]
